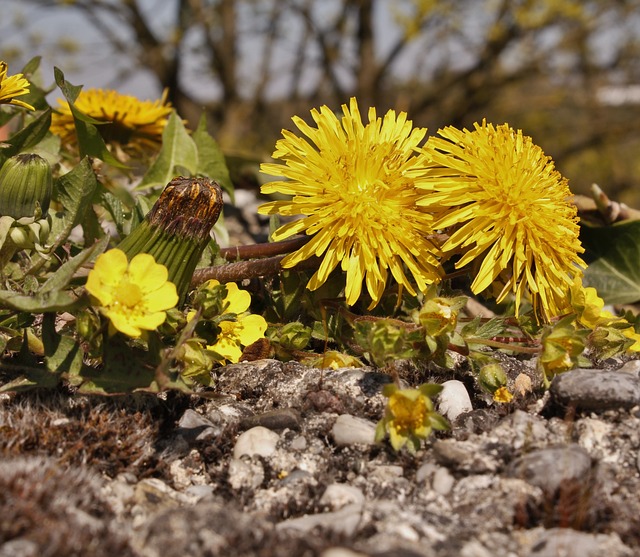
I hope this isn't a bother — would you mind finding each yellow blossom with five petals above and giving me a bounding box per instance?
[86,249,178,338]
[199,280,268,364]
[259,97,442,309]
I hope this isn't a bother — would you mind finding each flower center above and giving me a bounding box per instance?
[114,279,143,309]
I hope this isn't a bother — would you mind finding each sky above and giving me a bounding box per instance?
[1,0,164,101]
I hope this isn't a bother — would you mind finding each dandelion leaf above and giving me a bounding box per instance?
[138,111,198,190]
[581,220,640,304]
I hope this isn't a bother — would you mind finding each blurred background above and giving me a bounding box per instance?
[3,0,640,204]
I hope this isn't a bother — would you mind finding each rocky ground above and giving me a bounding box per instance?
[2,196,640,557]
[2,354,640,557]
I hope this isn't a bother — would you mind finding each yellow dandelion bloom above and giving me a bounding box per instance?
[417,121,585,321]
[86,249,178,338]
[0,61,34,110]
[258,97,442,309]
[51,88,173,153]
[199,280,268,364]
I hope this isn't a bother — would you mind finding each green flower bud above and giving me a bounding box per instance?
[117,176,224,305]
[478,362,508,394]
[277,322,312,351]
[0,153,52,218]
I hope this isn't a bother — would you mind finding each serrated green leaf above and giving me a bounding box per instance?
[0,289,79,312]
[137,111,198,190]
[51,157,99,246]
[0,108,52,167]
[193,114,234,199]
[581,220,640,304]
[40,235,109,294]
[54,67,128,169]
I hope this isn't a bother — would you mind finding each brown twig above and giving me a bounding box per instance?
[218,235,310,261]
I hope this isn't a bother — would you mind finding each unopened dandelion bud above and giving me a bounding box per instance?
[117,176,223,304]
[0,153,52,219]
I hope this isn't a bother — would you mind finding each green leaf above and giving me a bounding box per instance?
[0,289,78,312]
[40,235,109,294]
[53,68,127,168]
[193,114,234,199]
[581,220,640,304]
[137,111,198,190]
[0,108,52,166]
[51,157,99,246]
[0,366,61,392]
[42,313,83,374]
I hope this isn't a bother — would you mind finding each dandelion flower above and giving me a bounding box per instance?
[0,61,34,110]
[86,249,178,338]
[417,121,585,321]
[258,97,442,309]
[51,88,173,154]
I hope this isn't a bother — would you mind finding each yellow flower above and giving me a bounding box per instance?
[258,97,442,309]
[567,277,613,328]
[51,88,173,153]
[376,383,449,453]
[417,121,585,322]
[200,280,268,364]
[0,61,34,110]
[493,387,514,404]
[86,249,178,338]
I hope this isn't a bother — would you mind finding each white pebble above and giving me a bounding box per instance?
[437,380,473,422]
[233,426,280,459]
[331,414,377,446]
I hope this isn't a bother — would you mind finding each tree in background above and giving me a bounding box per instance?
[4,0,640,198]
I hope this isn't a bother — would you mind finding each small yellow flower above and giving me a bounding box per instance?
[376,383,449,453]
[0,61,34,110]
[200,280,268,364]
[51,88,173,153]
[416,121,586,322]
[567,278,611,328]
[258,97,442,309]
[493,387,514,403]
[86,249,178,338]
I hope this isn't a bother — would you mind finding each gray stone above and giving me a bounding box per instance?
[506,444,592,494]
[550,368,640,411]
[227,458,264,490]
[276,503,363,537]
[319,483,365,510]
[239,408,301,431]
[331,414,377,446]
[433,439,500,473]
[528,528,633,557]
[233,426,280,458]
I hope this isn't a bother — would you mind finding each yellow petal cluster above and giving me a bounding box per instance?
[204,280,268,364]
[0,61,34,111]
[51,88,173,152]
[416,120,586,321]
[258,97,442,309]
[86,249,178,338]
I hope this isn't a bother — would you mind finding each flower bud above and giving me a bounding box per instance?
[117,176,224,305]
[0,153,52,218]
[478,363,508,394]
